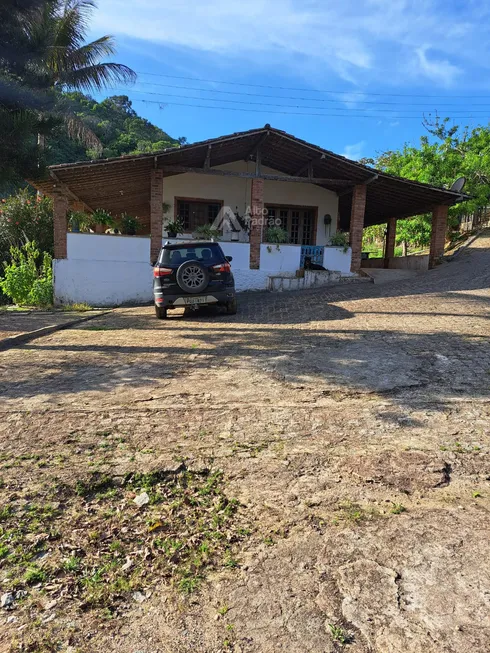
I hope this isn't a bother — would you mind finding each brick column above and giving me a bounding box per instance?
[349,184,367,272]
[249,178,264,269]
[53,192,68,259]
[150,169,163,263]
[384,218,397,268]
[429,204,448,269]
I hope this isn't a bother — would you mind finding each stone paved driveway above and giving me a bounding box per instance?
[0,232,489,653]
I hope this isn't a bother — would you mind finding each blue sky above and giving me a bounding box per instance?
[89,0,490,161]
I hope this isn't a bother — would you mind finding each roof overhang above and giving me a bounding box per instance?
[30,126,468,227]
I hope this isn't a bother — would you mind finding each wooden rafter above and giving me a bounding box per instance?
[294,155,325,177]
[161,165,352,185]
[245,130,270,162]
[203,145,212,169]
[49,172,94,213]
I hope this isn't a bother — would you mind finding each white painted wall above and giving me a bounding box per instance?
[54,233,153,306]
[161,161,339,246]
[260,244,301,273]
[323,246,352,274]
[67,233,150,262]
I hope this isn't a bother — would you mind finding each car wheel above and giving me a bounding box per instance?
[176,260,209,294]
[155,305,167,319]
[226,298,237,315]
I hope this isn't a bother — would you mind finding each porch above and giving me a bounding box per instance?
[30,125,467,305]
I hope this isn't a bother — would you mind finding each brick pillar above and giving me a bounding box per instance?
[349,184,367,272]
[53,192,68,259]
[384,218,397,268]
[150,169,163,263]
[429,204,448,269]
[249,178,264,269]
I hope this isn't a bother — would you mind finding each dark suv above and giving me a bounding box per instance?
[153,241,237,319]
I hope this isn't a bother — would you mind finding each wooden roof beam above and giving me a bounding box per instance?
[161,164,351,185]
[244,130,270,162]
[49,172,94,213]
[294,155,325,177]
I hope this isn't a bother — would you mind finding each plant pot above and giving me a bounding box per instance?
[167,232,177,238]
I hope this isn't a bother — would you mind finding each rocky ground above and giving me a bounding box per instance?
[0,232,489,653]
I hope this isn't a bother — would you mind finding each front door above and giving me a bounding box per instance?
[265,206,316,245]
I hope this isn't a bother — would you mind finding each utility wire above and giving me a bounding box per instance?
[134,98,482,120]
[131,80,490,108]
[135,71,490,99]
[109,88,490,116]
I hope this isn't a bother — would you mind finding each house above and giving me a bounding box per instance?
[30,125,467,306]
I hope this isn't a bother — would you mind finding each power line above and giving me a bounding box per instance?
[135,71,490,100]
[131,80,490,108]
[111,88,490,116]
[134,98,481,120]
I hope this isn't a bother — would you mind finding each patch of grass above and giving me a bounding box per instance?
[61,302,93,312]
[63,556,82,572]
[472,490,483,498]
[0,466,249,621]
[390,503,406,515]
[83,325,116,331]
[217,604,229,616]
[24,564,47,585]
[328,623,349,645]
[333,500,380,526]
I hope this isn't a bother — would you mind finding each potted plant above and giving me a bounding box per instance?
[68,210,91,233]
[120,213,140,235]
[193,223,221,240]
[329,231,350,252]
[265,226,289,244]
[92,208,115,231]
[164,218,184,238]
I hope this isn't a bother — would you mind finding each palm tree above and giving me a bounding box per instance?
[31,0,136,153]
[0,0,136,184]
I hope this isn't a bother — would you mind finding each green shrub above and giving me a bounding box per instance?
[265,227,289,244]
[0,189,53,256]
[0,242,53,307]
[329,231,350,251]
[193,224,221,240]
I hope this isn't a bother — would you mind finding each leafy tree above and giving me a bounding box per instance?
[44,93,180,164]
[0,0,136,186]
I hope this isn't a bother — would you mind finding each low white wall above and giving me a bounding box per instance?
[67,232,150,262]
[260,244,301,273]
[54,259,153,306]
[55,233,153,306]
[220,242,251,269]
[323,246,352,274]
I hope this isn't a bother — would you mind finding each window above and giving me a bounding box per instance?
[265,206,316,245]
[176,199,222,232]
[159,243,224,266]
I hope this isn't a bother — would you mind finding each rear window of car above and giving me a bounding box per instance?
[159,244,225,266]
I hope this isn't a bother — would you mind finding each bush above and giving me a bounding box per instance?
[0,242,53,307]
[193,224,221,240]
[265,227,289,243]
[329,232,349,251]
[0,189,53,256]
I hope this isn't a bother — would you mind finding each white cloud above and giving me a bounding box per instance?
[92,0,489,88]
[415,47,461,86]
[341,141,366,161]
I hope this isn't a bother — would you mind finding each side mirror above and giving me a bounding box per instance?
[225,255,233,262]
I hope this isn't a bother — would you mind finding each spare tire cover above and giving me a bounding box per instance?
[176,260,209,294]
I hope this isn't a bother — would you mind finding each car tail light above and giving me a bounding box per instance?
[212,262,231,273]
[153,267,172,277]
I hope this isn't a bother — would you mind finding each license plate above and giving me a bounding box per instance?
[183,296,208,305]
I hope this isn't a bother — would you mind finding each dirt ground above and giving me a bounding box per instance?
[0,233,489,653]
